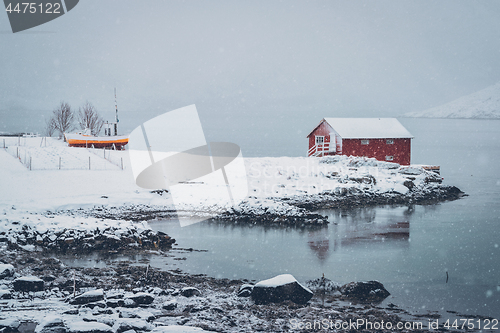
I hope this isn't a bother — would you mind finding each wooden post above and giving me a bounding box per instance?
[16,147,18,158]
[59,157,61,170]
[3,139,5,148]
[29,156,32,170]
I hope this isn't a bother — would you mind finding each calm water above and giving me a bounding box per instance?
[147,118,500,318]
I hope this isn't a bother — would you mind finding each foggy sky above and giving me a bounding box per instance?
[1,0,500,155]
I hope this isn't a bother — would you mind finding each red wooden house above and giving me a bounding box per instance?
[306,118,413,165]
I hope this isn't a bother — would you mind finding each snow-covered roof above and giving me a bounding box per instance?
[322,118,413,139]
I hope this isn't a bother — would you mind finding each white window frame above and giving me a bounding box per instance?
[386,139,394,144]
[361,139,369,145]
[385,155,394,161]
[315,136,325,145]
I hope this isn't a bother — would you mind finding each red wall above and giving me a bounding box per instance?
[342,138,411,165]
[308,121,333,149]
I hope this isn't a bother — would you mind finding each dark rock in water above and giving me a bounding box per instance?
[66,321,113,333]
[162,299,178,310]
[0,319,21,333]
[237,284,254,297]
[0,289,12,299]
[180,287,201,297]
[0,264,15,279]
[70,289,104,305]
[251,274,313,305]
[340,281,390,302]
[13,276,44,292]
[126,292,154,305]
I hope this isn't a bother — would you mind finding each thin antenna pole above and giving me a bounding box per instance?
[114,88,119,136]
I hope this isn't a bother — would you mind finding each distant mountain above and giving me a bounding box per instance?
[405,82,500,119]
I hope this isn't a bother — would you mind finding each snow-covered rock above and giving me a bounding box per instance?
[251,274,313,304]
[13,276,44,292]
[0,264,15,279]
[180,287,200,298]
[0,289,12,299]
[0,319,21,333]
[35,315,66,333]
[113,319,154,333]
[66,322,113,333]
[162,299,178,310]
[237,284,253,297]
[126,292,154,305]
[340,280,390,302]
[70,289,104,305]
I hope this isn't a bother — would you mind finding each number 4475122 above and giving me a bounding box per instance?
[5,2,61,14]
[443,318,498,330]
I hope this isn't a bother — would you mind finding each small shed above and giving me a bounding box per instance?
[306,118,413,165]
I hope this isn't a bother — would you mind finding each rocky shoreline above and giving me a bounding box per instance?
[1,245,489,333]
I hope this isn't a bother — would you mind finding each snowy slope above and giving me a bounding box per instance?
[405,81,500,119]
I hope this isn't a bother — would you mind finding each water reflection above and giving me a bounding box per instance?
[315,206,412,252]
[307,228,330,262]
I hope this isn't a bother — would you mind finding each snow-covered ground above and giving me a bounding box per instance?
[1,136,459,247]
[404,81,500,119]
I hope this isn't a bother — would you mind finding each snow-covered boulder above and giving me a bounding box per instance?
[35,315,66,333]
[251,274,313,304]
[106,299,125,308]
[126,292,154,305]
[0,289,12,299]
[162,299,178,310]
[237,284,253,297]
[180,287,200,298]
[13,276,44,292]
[340,280,390,302]
[66,322,113,333]
[0,319,21,333]
[70,289,104,305]
[0,264,15,279]
[113,319,154,333]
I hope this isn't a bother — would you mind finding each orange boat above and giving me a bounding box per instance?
[64,132,129,149]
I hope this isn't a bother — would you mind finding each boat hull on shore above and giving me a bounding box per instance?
[64,133,129,149]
